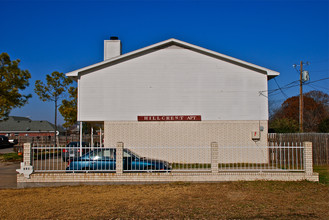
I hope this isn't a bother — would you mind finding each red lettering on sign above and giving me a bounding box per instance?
[138,115,201,121]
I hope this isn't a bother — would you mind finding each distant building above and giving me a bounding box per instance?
[0,116,62,137]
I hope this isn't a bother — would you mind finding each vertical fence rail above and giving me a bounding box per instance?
[30,144,306,173]
[268,133,329,165]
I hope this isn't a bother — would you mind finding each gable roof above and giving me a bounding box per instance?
[0,116,64,133]
[66,38,279,79]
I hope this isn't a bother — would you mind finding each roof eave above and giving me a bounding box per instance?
[267,70,280,80]
[65,38,280,78]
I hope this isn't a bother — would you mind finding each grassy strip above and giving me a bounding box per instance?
[0,153,23,162]
[314,165,329,185]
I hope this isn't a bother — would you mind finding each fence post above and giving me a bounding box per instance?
[304,142,313,175]
[116,142,124,174]
[211,142,219,173]
[16,143,33,178]
[23,143,32,166]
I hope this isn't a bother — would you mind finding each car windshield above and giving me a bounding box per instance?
[88,149,115,160]
[79,148,141,160]
[123,149,140,159]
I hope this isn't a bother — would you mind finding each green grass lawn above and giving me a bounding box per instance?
[0,152,23,162]
[314,165,329,184]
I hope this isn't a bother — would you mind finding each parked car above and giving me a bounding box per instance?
[62,142,90,162]
[8,138,18,145]
[0,135,15,148]
[66,148,171,172]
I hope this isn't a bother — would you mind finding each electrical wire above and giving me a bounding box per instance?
[305,82,329,92]
[261,77,329,97]
[274,78,288,99]
[304,77,329,85]
[264,80,299,95]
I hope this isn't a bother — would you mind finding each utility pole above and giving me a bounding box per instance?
[299,61,303,133]
[294,61,309,133]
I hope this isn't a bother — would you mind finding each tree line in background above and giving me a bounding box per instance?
[1,52,329,134]
[269,90,329,133]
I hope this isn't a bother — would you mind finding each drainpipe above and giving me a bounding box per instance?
[100,127,102,147]
[79,121,83,156]
[91,126,94,150]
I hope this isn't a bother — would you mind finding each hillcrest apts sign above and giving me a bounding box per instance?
[138,115,201,121]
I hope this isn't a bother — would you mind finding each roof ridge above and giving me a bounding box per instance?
[66,38,279,79]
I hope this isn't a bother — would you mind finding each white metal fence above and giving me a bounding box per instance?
[269,133,329,165]
[30,143,305,173]
[218,144,304,171]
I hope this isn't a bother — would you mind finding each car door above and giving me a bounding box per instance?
[90,149,103,170]
[103,149,116,171]
[90,149,115,171]
[123,150,135,171]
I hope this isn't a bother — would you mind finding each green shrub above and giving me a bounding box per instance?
[0,153,23,162]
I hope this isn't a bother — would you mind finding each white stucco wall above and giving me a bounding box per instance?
[78,46,268,121]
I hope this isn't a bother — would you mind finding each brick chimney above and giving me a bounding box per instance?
[104,36,121,60]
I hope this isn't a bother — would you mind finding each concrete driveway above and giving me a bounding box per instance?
[0,146,19,189]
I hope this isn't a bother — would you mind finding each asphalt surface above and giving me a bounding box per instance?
[0,146,15,154]
[0,146,19,189]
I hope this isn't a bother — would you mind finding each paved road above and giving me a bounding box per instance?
[0,146,15,154]
[0,146,19,189]
[0,162,19,189]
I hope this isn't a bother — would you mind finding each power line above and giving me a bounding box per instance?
[263,77,329,95]
[265,80,300,95]
[274,78,288,99]
[306,84,322,91]
[304,77,329,85]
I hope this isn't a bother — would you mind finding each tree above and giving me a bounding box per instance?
[305,90,329,105]
[270,118,299,133]
[318,118,329,133]
[58,86,77,128]
[270,90,329,132]
[0,52,31,119]
[34,71,72,144]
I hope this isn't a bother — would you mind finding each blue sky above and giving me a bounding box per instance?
[2,0,329,125]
